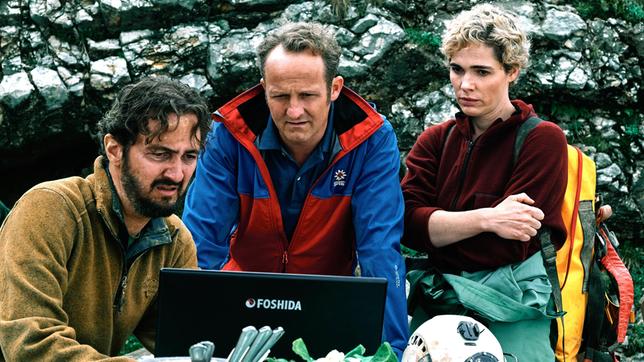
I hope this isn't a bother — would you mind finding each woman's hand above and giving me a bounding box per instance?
[482,193,544,241]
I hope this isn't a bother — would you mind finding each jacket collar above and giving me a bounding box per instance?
[453,99,536,145]
[213,84,383,154]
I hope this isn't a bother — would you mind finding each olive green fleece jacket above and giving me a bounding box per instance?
[0,156,198,361]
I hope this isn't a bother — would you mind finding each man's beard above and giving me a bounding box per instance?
[120,156,183,218]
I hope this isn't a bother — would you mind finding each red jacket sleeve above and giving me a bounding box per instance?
[401,121,454,251]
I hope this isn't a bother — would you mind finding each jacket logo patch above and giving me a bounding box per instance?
[333,169,347,187]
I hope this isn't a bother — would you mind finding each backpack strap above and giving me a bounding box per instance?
[513,116,542,165]
[512,116,564,315]
[539,228,564,315]
[442,122,456,158]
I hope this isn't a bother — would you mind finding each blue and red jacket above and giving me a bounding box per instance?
[183,84,409,355]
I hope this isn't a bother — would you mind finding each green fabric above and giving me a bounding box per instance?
[407,252,556,361]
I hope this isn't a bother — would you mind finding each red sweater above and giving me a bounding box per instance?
[401,100,568,273]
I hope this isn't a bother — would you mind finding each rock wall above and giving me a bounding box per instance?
[0,0,642,243]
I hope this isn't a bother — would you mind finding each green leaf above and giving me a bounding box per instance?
[292,338,315,362]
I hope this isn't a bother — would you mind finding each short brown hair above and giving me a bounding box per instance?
[256,22,341,90]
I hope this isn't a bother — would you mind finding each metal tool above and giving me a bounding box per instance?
[242,326,272,362]
[228,326,258,362]
[250,327,285,362]
[189,340,215,362]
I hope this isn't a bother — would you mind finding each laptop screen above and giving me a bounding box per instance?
[154,268,387,359]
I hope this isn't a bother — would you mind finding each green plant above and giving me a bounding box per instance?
[572,0,644,23]
[405,28,441,50]
[119,335,143,355]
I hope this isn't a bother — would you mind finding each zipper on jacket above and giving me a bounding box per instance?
[281,251,288,272]
[112,246,158,313]
[450,139,476,210]
[113,273,129,313]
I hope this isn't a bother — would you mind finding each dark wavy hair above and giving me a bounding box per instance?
[98,76,210,155]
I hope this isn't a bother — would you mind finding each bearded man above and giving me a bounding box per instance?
[0,76,210,361]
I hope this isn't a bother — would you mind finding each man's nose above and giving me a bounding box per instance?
[164,158,184,182]
[286,100,304,120]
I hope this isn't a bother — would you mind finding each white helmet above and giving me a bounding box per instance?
[402,315,505,362]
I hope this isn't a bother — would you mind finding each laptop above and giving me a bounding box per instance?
[154,268,387,359]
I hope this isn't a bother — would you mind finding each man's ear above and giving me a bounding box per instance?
[104,134,124,167]
[329,76,344,102]
[260,78,265,88]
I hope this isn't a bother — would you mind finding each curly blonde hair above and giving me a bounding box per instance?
[441,3,530,73]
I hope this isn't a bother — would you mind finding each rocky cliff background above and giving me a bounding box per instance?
[4,0,642,243]
[1,3,642,238]
[0,0,643,357]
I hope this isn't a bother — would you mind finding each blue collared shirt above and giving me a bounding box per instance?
[256,104,341,240]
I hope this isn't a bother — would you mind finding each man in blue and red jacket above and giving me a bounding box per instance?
[182,22,409,356]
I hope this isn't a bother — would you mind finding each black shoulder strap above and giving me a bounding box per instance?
[442,122,456,158]
[540,228,564,315]
[513,116,542,166]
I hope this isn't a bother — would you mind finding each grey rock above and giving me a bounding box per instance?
[122,24,208,75]
[1,26,22,75]
[424,100,459,128]
[179,73,213,98]
[594,153,612,169]
[228,0,290,4]
[165,23,209,59]
[0,0,21,26]
[0,26,22,75]
[542,7,587,41]
[57,66,85,97]
[351,14,379,34]
[414,93,433,110]
[333,26,356,47]
[48,36,89,67]
[352,18,405,65]
[87,38,121,59]
[391,101,421,137]
[553,56,589,90]
[280,1,317,23]
[338,58,369,78]
[89,56,131,91]
[597,173,616,188]
[601,128,620,140]
[207,29,263,93]
[120,30,156,45]
[0,72,35,108]
[589,20,627,56]
[30,66,69,110]
[29,0,74,28]
[592,116,617,130]
[507,2,542,38]
[598,163,623,179]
